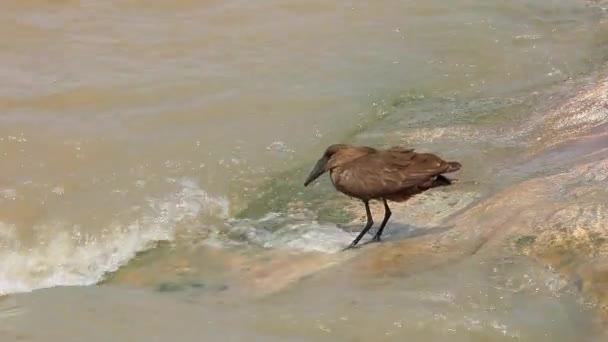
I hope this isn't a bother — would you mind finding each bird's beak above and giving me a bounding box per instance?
[304,156,328,187]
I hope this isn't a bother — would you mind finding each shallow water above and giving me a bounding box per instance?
[1,0,608,340]
[0,256,597,341]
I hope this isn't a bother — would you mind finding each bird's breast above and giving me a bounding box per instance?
[329,168,341,187]
[329,168,348,191]
[330,168,367,199]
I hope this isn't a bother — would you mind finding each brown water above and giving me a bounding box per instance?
[1,0,608,340]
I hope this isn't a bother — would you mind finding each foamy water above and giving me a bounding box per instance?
[0,178,227,294]
[0,176,353,295]
[222,214,357,252]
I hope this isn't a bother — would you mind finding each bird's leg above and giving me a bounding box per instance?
[343,200,374,250]
[372,198,392,242]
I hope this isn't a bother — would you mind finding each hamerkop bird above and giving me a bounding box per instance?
[304,144,461,249]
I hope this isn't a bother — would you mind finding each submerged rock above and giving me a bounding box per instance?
[239,75,608,331]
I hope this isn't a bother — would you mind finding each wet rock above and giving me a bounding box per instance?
[314,78,608,327]
[443,157,608,321]
[189,282,206,289]
[533,74,608,152]
[156,282,183,292]
[224,250,350,296]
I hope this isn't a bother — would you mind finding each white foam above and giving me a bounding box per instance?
[269,222,356,253]
[219,214,356,253]
[0,178,228,296]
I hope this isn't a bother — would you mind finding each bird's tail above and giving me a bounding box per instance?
[433,175,454,186]
[445,161,462,173]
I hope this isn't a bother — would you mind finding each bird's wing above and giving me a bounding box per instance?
[386,146,415,154]
[339,151,450,198]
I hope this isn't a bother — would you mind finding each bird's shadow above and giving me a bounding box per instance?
[337,222,455,246]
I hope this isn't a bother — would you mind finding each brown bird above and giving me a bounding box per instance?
[304,144,461,249]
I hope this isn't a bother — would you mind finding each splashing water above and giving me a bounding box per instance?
[0,178,229,295]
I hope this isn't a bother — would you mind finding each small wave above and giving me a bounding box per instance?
[209,213,356,253]
[0,178,228,295]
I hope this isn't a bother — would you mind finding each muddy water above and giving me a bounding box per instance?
[1,0,608,341]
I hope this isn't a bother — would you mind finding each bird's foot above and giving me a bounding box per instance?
[341,243,358,251]
[372,235,382,242]
[359,236,382,247]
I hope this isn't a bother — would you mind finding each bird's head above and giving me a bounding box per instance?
[303,144,375,187]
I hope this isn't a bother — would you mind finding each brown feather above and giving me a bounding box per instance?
[325,145,460,201]
[304,143,462,248]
